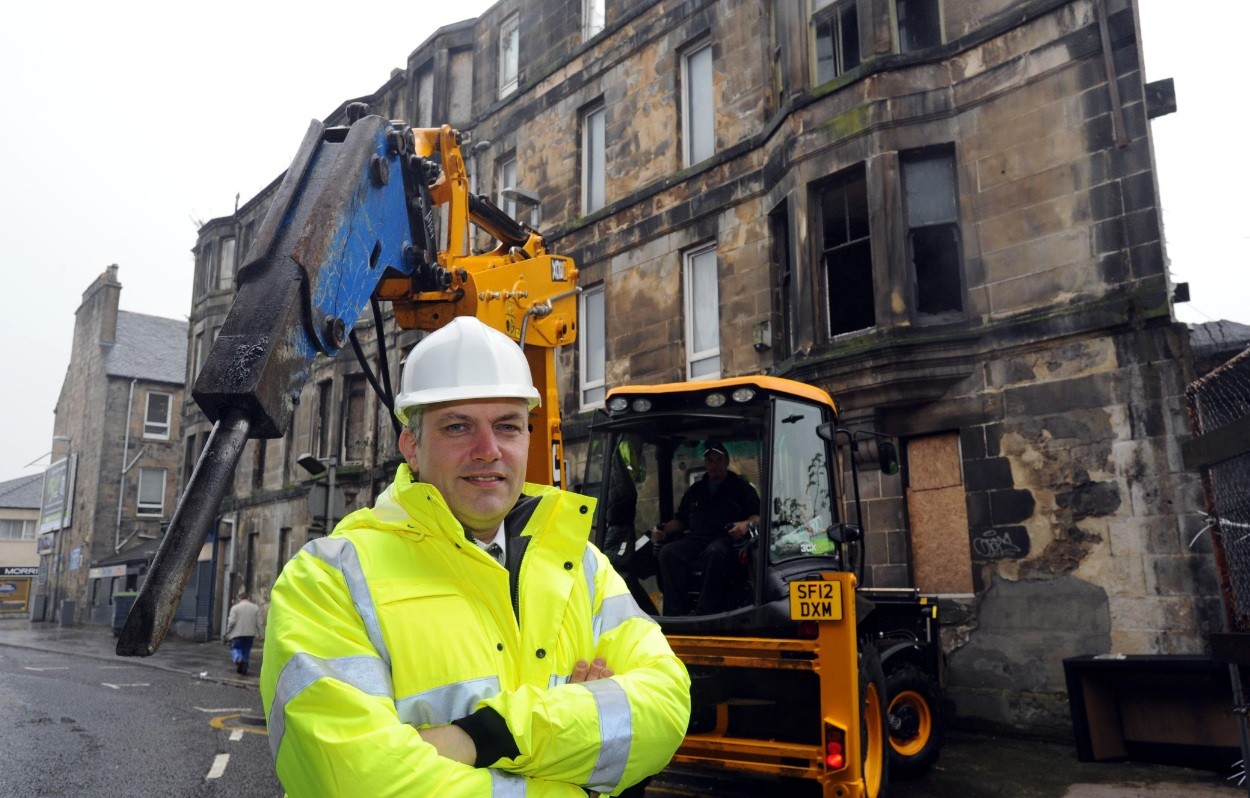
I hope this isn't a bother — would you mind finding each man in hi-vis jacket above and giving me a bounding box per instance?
[261,318,691,797]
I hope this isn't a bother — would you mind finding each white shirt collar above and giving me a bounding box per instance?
[474,522,506,563]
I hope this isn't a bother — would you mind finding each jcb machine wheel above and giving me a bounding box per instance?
[859,640,890,798]
[884,663,943,779]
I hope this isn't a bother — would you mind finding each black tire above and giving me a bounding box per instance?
[884,663,943,779]
[858,639,890,798]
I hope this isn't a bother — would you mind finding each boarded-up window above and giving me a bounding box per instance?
[905,432,973,594]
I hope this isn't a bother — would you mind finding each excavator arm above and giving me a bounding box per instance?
[117,107,577,656]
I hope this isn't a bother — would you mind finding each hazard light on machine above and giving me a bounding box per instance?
[789,579,843,621]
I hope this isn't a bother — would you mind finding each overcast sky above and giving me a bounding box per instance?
[0,0,1244,483]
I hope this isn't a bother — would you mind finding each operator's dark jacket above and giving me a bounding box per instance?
[674,471,760,542]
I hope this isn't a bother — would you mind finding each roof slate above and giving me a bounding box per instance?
[104,311,188,385]
[0,473,45,510]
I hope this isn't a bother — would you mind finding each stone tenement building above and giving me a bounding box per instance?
[39,266,187,626]
[185,0,1215,735]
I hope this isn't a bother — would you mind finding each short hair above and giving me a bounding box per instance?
[406,405,426,444]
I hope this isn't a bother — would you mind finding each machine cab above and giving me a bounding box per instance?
[583,377,851,629]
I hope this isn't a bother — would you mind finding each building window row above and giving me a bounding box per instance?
[816,145,962,340]
[576,143,964,404]
[0,518,36,540]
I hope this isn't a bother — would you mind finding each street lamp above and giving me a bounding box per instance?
[297,453,338,534]
[50,434,72,624]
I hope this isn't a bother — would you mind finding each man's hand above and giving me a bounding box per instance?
[569,658,613,683]
[650,523,667,543]
[726,520,749,540]
[418,724,477,765]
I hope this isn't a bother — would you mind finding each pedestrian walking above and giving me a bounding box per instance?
[225,590,263,676]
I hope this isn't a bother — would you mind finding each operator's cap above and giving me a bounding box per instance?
[703,441,728,457]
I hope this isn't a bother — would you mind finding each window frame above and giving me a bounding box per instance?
[895,0,943,54]
[683,243,722,380]
[901,145,964,321]
[314,379,334,460]
[579,285,607,410]
[143,391,173,439]
[812,0,861,85]
[0,518,36,540]
[496,155,517,219]
[136,467,167,517]
[217,237,236,290]
[817,163,876,337]
[582,101,607,215]
[681,41,715,167]
[583,0,605,41]
[340,374,369,464]
[499,13,520,97]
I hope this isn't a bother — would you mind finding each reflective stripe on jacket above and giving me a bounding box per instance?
[260,464,690,797]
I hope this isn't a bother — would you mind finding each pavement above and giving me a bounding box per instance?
[1,614,1246,797]
[0,614,262,690]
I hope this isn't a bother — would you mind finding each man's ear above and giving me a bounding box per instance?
[398,426,418,471]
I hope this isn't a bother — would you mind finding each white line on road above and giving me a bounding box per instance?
[101,683,150,689]
[195,706,251,713]
[24,666,69,671]
[206,753,229,779]
[229,729,244,742]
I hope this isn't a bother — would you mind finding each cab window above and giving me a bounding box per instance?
[769,398,835,563]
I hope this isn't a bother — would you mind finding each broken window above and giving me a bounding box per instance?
[819,165,875,336]
[813,0,861,84]
[896,0,942,53]
[769,201,794,357]
[902,147,963,319]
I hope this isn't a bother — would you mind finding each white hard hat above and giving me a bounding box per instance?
[394,317,541,426]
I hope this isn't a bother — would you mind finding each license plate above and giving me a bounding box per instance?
[789,580,843,621]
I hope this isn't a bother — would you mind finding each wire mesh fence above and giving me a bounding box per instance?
[1187,347,1250,633]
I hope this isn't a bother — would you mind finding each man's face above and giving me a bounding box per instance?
[704,450,729,483]
[399,398,530,540]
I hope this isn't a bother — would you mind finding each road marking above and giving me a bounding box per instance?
[102,682,150,689]
[195,706,250,713]
[206,753,229,779]
[24,666,69,671]
[229,729,244,742]
[210,713,268,736]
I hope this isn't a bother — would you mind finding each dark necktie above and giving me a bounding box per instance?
[485,543,503,564]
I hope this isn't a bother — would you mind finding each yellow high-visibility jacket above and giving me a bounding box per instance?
[261,464,691,797]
